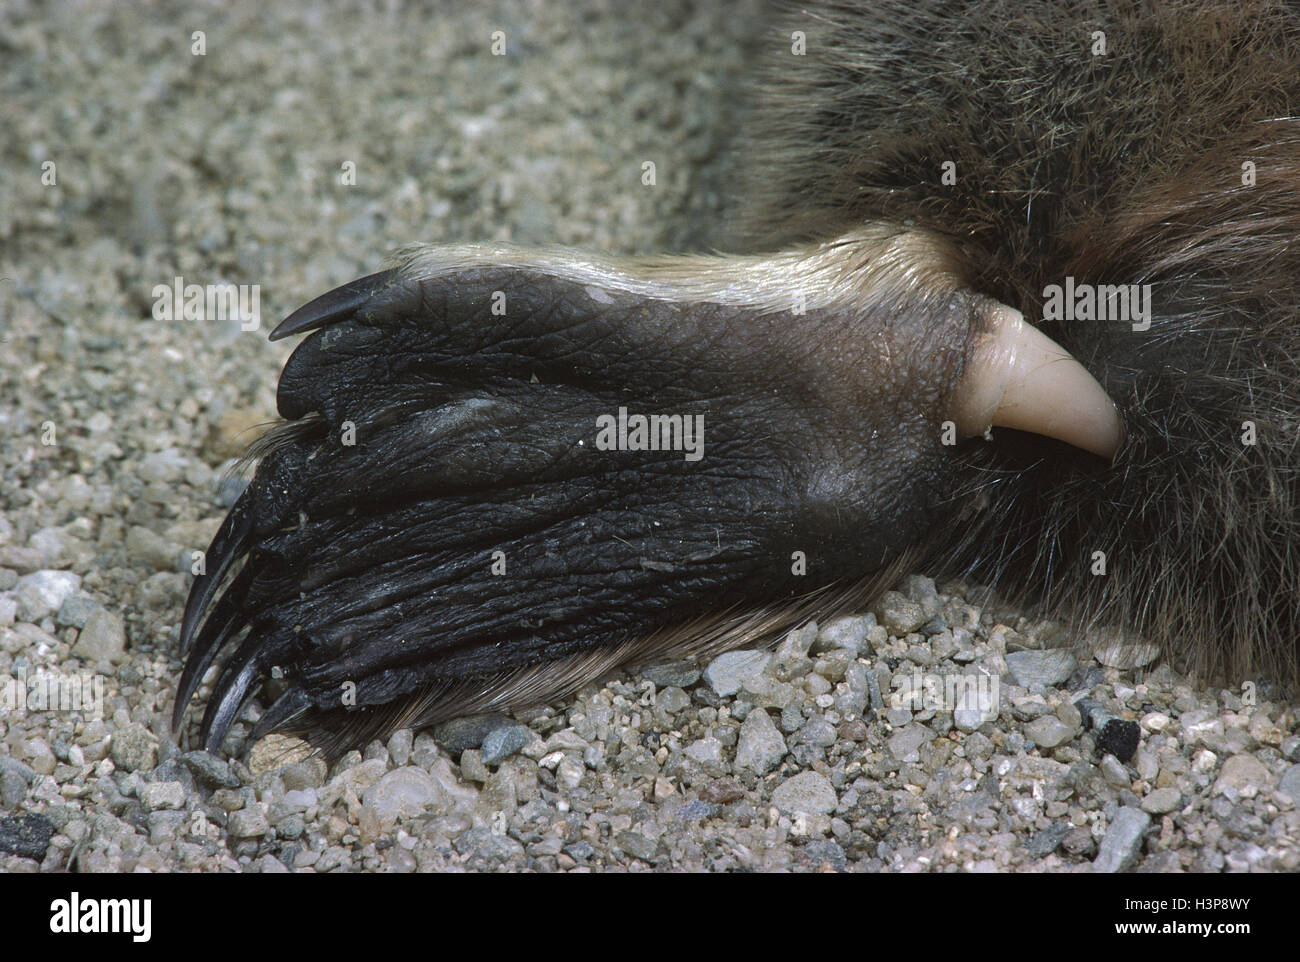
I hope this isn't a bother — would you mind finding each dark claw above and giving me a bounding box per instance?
[178,501,255,655]
[248,687,312,743]
[269,269,398,341]
[199,633,277,754]
[170,564,255,734]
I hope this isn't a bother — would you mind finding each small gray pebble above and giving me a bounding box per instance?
[1062,825,1097,857]
[0,758,36,784]
[771,771,837,816]
[1005,649,1076,687]
[887,724,932,760]
[146,810,188,846]
[615,830,658,861]
[1094,642,1160,670]
[873,590,927,635]
[685,736,724,769]
[1056,701,1083,730]
[227,807,271,838]
[137,781,186,812]
[1278,763,1300,801]
[564,841,596,861]
[929,630,958,661]
[433,713,513,754]
[735,708,786,775]
[281,760,327,791]
[182,750,241,789]
[703,650,770,697]
[812,649,854,683]
[455,827,524,863]
[639,661,702,689]
[813,615,872,655]
[1100,754,1131,787]
[674,801,717,824]
[1025,716,1075,749]
[885,707,912,727]
[125,526,177,572]
[1093,807,1151,872]
[480,724,533,766]
[459,750,490,784]
[1141,788,1181,815]
[361,767,441,824]
[110,723,159,773]
[56,594,101,629]
[656,686,691,714]
[796,716,837,748]
[71,606,127,663]
[1025,823,1071,857]
[953,707,989,732]
[803,839,847,870]
[1,772,27,808]
[14,570,82,622]
[387,729,414,767]
[1214,754,1272,797]
[138,448,188,484]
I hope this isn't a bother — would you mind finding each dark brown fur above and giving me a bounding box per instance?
[739,0,1300,684]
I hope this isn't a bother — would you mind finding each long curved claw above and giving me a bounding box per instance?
[269,269,397,341]
[170,565,256,734]
[199,633,277,754]
[248,687,312,743]
[950,303,1123,459]
[179,501,255,655]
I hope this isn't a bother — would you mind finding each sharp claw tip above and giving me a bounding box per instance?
[269,269,397,341]
[268,315,310,341]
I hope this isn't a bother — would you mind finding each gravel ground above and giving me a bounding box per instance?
[1,0,1297,873]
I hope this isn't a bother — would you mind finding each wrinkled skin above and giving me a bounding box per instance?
[176,255,980,754]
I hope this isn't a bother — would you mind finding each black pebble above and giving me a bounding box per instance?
[1096,719,1141,762]
[0,813,54,861]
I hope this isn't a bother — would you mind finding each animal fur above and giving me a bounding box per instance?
[175,0,1300,757]
[731,0,1300,685]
